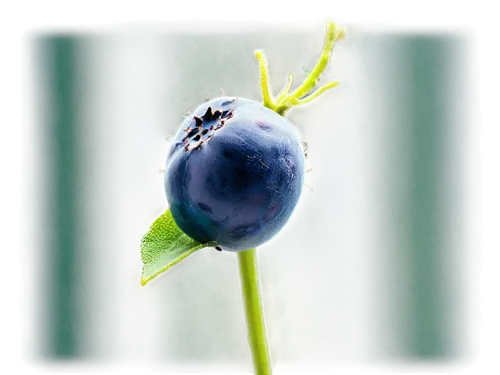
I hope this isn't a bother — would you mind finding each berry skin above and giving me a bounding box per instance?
[164,97,305,252]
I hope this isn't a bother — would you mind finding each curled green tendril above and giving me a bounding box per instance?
[255,18,345,116]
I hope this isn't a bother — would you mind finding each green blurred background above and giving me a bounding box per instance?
[30,25,475,371]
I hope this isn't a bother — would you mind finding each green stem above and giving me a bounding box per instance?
[238,19,345,374]
[238,248,272,375]
[255,18,345,117]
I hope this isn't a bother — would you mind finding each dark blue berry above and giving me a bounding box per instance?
[164,97,305,252]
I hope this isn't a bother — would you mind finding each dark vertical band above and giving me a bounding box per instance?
[383,35,469,358]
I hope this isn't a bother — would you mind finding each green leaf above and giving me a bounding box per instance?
[140,208,217,286]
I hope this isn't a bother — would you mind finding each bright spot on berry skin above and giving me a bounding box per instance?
[256,120,272,130]
[284,157,295,178]
[262,199,282,223]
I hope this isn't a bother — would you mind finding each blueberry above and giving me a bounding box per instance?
[164,97,305,252]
